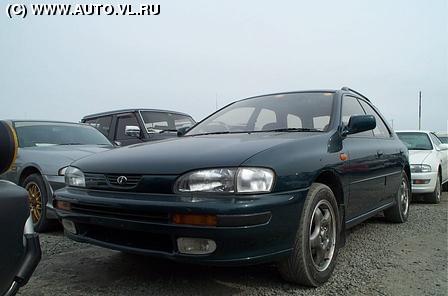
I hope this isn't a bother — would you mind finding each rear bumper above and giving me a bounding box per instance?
[411,172,438,194]
[54,187,308,265]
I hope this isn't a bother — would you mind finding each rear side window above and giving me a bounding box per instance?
[358,100,391,138]
[341,96,373,137]
[84,116,112,137]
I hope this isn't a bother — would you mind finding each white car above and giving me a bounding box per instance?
[396,130,448,203]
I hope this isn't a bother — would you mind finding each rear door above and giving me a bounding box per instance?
[341,96,388,220]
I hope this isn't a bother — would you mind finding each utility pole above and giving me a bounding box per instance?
[418,91,422,130]
[390,119,394,129]
[215,94,218,110]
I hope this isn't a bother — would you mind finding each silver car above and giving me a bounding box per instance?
[0,121,113,232]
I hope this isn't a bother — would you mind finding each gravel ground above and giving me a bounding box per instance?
[19,193,448,296]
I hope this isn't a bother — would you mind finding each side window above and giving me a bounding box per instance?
[95,116,112,136]
[341,96,373,137]
[254,109,277,130]
[429,133,442,148]
[287,114,303,129]
[84,116,112,137]
[115,115,140,140]
[358,100,391,138]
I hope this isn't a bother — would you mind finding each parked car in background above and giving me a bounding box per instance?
[55,88,410,287]
[435,132,448,144]
[0,121,41,296]
[82,109,196,146]
[0,121,114,232]
[396,130,448,203]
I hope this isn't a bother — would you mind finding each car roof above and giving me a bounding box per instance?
[396,130,434,134]
[10,120,86,125]
[82,109,192,120]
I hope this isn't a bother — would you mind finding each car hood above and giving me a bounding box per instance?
[21,145,112,161]
[408,150,433,165]
[73,133,322,175]
[19,145,113,175]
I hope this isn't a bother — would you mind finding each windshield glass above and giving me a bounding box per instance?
[186,92,334,136]
[396,132,433,150]
[140,111,195,133]
[15,122,112,148]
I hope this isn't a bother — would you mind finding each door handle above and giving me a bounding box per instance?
[377,150,384,157]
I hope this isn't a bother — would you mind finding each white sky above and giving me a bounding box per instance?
[1,0,447,131]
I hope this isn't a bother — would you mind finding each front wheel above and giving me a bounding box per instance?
[278,183,339,287]
[384,172,410,223]
[426,173,441,204]
[23,173,51,232]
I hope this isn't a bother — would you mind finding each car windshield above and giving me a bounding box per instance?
[396,132,433,150]
[140,111,195,133]
[15,122,113,148]
[186,92,334,136]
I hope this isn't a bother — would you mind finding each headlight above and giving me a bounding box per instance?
[410,164,432,173]
[58,166,68,176]
[175,167,275,194]
[64,166,85,187]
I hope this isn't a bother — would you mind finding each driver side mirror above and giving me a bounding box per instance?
[125,125,141,138]
[342,115,376,136]
[177,126,191,137]
[0,121,18,174]
[439,144,448,151]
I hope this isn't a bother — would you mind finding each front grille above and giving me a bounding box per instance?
[84,173,176,194]
[106,174,142,188]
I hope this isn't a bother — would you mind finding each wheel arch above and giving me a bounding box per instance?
[313,169,346,246]
[19,166,42,185]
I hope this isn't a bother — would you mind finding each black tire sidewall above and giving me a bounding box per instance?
[23,173,48,231]
[300,184,340,285]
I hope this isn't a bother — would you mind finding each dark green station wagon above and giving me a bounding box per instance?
[54,88,410,286]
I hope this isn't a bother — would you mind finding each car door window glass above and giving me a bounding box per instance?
[116,115,140,140]
[255,109,277,131]
[341,96,373,137]
[84,116,112,137]
[287,114,303,129]
[358,100,391,138]
[429,133,442,149]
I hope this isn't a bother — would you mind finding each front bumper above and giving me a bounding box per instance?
[43,175,65,219]
[54,187,308,265]
[411,171,438,194]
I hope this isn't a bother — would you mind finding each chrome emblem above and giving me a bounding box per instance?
[116,176,128,185]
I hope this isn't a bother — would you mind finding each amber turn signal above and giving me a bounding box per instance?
[55,200,72,211]
[172,213,218,226]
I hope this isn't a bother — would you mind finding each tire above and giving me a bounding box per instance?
[278,183,340,287]
[22,173,51,232]
[426,172,441,204]
[384,172,410,223]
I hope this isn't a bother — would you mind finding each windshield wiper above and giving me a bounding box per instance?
[264,128,324,133]
[59,143,84,145]
[159,129,178,134]
[189,131,233,136]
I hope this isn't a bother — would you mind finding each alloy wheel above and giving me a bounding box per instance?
[400,177,409,216]
[309,199,336,272]
[26,182,42,223]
